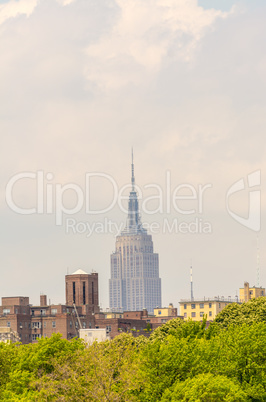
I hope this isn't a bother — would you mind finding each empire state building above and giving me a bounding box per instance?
[109,153,162,313]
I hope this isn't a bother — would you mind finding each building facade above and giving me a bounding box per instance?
[109,154,162,313]
[239,282,265,303]
[179,297,240,322]
[94,307,179,339]
[65,269,99,314]
[0,270,98,343]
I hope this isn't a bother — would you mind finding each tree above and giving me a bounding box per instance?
[35,333,146,402]
[161,373,248,401]
[214,297,266,328]
[149,317,207,342]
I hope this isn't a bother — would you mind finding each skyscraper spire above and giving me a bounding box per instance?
[121,149,146,235]
[131,147,135,191]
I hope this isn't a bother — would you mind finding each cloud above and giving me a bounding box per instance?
[56,0,76,6]
[85,0,229,90]
[0,0,38,25]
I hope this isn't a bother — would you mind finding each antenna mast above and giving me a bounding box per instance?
[257,235,260,287]
[131,147,135,191]
[190,262,194,301]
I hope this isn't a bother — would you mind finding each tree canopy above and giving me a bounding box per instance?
[1,298,266,401]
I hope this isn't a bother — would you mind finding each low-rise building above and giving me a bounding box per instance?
[0,327,20,343]
[179,297,240,322]
[95,306,180,338]
[79,328,110,344]
[239,282,265,303]
[153,304,177,317]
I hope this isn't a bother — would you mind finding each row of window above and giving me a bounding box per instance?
[184,311,212,318]
[7,321,88,330]
[184,303,212,309]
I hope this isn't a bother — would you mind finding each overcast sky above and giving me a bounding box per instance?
[1,0,266,310]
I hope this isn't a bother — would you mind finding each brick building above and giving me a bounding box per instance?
[95,307,180,339]
[65,269,99,314]
[0,268,179,343]
[0,270,99,343]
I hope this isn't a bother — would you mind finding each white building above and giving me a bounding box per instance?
[79,328,110,344]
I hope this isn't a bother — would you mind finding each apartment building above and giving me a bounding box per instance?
[0,270,98,343]
[179,297,240,322]
[239,282,265,303]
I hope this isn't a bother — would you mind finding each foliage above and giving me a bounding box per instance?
[0,333,83,401]
[214,297,266,328]
[1,303,266,401]
[35,333,145,401]
[161,373,248,401]
[149,317,207,341]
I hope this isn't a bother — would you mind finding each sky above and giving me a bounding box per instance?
[1,0,266,310]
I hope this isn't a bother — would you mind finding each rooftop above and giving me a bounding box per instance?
[70,269,88,275]
[180,296,239,303]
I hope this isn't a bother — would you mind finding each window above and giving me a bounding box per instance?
[200,304,204,309]
[219,303,221,308]
[7,322,10,328]
[209,311,212,317]
[191,304,196,309]
[43,322,46,328]
[51,309,57,315]
[3,309,10,315]
[184,313,187,318]
[15,309,18,314]
[32,322,41,329]
[70,321,72,328]
[31,310,35,316]
[209,303,212,308]
[184,304,187,310]
[161,319,167,323]
[83,282,86,305]
[19,322,23,329]
[158,310,161,315]
[200,312,204,317]
[52,321,56,328]
[32,334,41,341]
[92,282,94,304]
[82,322,86,329]
[106,326,111,333]
[40,310,46,316]
[191,312,196,317]
[73,282,76,304]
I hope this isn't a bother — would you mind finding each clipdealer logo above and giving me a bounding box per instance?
[226,170,261,232]
[5,170,261,233]
[5,171,212,229]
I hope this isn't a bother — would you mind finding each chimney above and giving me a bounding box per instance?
[40,295,47,306]
[142,308,148,318]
